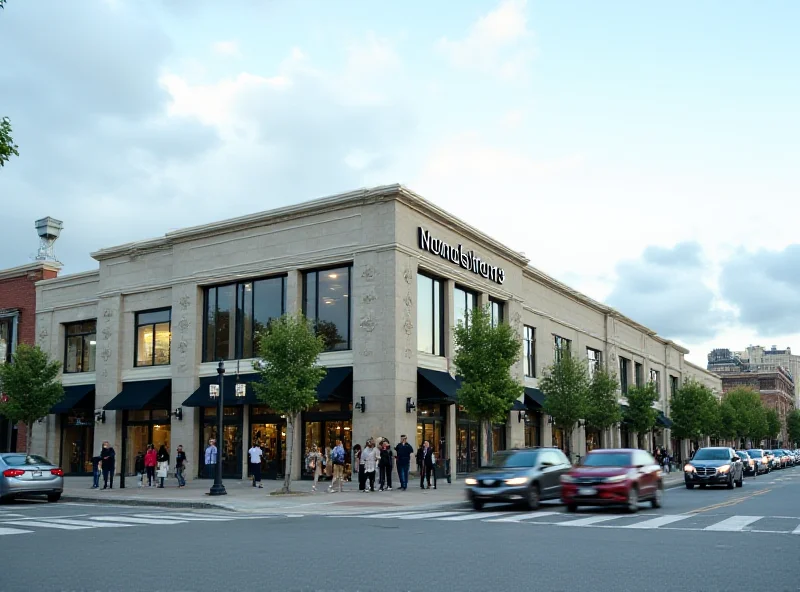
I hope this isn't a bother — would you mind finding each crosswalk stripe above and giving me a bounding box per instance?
[350,511,437,519]
[395,511,466,520]
[558,515,625,527]
[791,523,800,535]
[39,519,132,528]
[437,512,509,521]
[133,514,234,522]
[0,513,25,518]
[90,516,188,525]
[704,516,763,532]
[485,511,561,523]
[4,520,91,530]
[623,515,692,529]
[0,526,32,536]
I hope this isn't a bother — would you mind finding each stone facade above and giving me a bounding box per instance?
[33,185,711,482]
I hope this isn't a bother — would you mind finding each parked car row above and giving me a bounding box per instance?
[465,447,664,514]
[684,446,800,489]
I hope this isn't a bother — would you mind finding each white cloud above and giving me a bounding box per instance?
[211,40,241,58]
[437,0,535,79]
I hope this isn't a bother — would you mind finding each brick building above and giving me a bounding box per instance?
[0,250,62,450]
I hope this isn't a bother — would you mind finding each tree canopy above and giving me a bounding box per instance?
[0,4,18,169]
[624,383,659,440]
[669,379,719,442]
[584,366,621,432]
[786,409,800,447]
[540,352,589,457]
[764,408,781,443]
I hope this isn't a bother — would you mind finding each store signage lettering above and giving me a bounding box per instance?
[418,227,505,285]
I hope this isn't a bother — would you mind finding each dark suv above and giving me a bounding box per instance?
[465,447,571,511]
[684,447,744,489]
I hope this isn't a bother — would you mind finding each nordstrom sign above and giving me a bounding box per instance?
[418,227,506,285]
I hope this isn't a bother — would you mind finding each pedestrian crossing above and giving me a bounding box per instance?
[328,509,800,535]
[0,511,271,537]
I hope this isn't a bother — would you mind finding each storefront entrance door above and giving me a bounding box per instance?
[250,423,285,480]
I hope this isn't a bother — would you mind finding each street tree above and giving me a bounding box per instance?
[624,383,659,447]
[584,367,621,441]
[0,2,18,168]
[252,314,326,493]
[669,379,719,446]
[0,344,63,453]
[786,409,800,447]
[453,305,523,463]
[764,408,781,447]
[540,352,589,459]
[720,387,767,447]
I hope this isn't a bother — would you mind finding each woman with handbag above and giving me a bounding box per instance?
[144,444,157,487]
[156,444,170,488]
[308,445,323,492]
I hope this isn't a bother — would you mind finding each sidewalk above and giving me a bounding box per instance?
[62,471,686,514]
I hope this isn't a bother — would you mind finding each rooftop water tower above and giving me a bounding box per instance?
[34,217,63,262]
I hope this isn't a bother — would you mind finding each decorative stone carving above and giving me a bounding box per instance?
[403,319,413,335]
[38,327,48,339]
[179,362,188,372]
[361,266,377,281]
[403,293,413,309]
[179,295,191,310]
[101,348,112,362]
[178,341,188,354]
[403,348,413,359]
[178,318,190,332]
[102,369,108,378]
[610,352,617,362]
[359,315,377,333]
[403,266,413,285]
[103,309,113,319]
[361,289,377,304]
[102,327,112,340]
[361,347,373,358]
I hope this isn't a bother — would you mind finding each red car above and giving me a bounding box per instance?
[560,448,663,513]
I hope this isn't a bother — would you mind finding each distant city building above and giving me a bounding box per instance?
[734,345,800,407]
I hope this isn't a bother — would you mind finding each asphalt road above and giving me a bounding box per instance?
[2,467,800,592]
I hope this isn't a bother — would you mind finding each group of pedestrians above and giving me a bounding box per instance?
[132,444,187,488]
[351,435,436,492]
[654,446,672,473]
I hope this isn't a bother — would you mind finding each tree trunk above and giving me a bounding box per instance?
[281,415,295,493]
[485,420,493,465]
[25,421,32,454]
[565,431,572,461]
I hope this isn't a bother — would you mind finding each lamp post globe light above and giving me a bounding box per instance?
[209,360,227,496]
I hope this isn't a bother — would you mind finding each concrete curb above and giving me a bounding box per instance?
[61,495,234,511]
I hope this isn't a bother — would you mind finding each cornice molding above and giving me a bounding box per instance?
[0,261,62,281]
[36,269,99,289]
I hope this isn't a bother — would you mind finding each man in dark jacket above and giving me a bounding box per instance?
[419,440,436,490]
[100,441,116,490]
[394,435,413,491]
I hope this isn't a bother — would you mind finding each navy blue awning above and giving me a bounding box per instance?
[316,366,352,402]
[524,387,545,409]
[656,411,673,428]
[51,384,95,414]
[417,368,461,403]
[512,399,526,411]
[104,379,171,411]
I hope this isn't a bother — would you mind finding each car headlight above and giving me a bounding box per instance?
[560,475,575,483]
[604,474,627,483]
[464,477,477,485]
[684,464,695,473]
[717,464,730,474]
[505,477,528,486]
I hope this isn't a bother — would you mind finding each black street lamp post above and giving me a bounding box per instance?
[209,360,227,496]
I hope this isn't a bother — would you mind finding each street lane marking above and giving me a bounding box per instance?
[485,511,561,523]
[396,511,465,520]
[90,516,188,525]
[3,520,92,530]
[40,519,132,528]
[792,524,800,535]
[704,516,763,532]
[133,513,234,522]
[623,515,693,529]
[0,526,32,536]
[558,515,624,527]
[690,488,772,514]
[437,512,509,521]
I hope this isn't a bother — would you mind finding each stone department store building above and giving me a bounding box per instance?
[30,185,721,484]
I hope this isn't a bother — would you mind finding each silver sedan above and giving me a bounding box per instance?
[0,452,64,502]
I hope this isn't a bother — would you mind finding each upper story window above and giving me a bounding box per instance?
[619,357,630,394]
[670,375,679,396]
[454,286,477,328]
[64,321,96,374]
[204,276,287,361]
[135,309,171,367]
[650,368,661,395]
[0,316,14,365]
[524,326,536,378]
[417,273,444,356]
[489,298,504,328]
[303,266,350,352]
[553,334,571,363]
[587,347,602,378]
[635,362,644,387]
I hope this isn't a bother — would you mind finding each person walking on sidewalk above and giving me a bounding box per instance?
[420,440,436,490]
[395,435,413,490]
[204,438,218,479]
[91,454,102,489]
[379,439,393,491]
[144,444,157,487]
[134,450,145,487]
[175,445,187,488]
[329,439,345,493]
[308,445,323,491]
[354,444,365,491]
[249,441,264,488]
[361,439,379,492]
[100,441,116,490]
[156,445,169,488]
[661,449,671,474]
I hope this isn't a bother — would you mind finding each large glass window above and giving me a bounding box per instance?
[0,317,13,364]
[650,368,661,396]
[204,276,287,361]
[64,321,96,373]
[670,375,679,396]
[553,334,571,363]
[635,362,644,387]
[417,273,443,356]
[303,267,351,352]
[490,298,504,327]
[587,347,602,378]
[524,326,536,378]
[453,286,477,328]
[620,357,630,394]
[135,309,171,367]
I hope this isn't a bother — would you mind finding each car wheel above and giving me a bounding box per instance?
[651,484,663,509]
[566,503,577,513]
[727,474,735,489]
[685,483,695,490]
[526,483,541,511]
[47,493,61,503]
[472,499,484,511]
[627,486,639,513]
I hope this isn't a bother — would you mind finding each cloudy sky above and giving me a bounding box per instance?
[1,0,798,366]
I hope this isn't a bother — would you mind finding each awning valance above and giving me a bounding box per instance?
[104,379,171,411]
[524,387,545,409]
[417,368,461,403]
[51,384,95,414]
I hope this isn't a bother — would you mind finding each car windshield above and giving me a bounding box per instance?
[736,452,747,459]
[692,449,731,461]
[747,450,762,457]
[3,454,52,466]
[489,451,539,468]
[581,452,631,467]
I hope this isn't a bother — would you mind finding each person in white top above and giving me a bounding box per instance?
[249,441,264,488]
